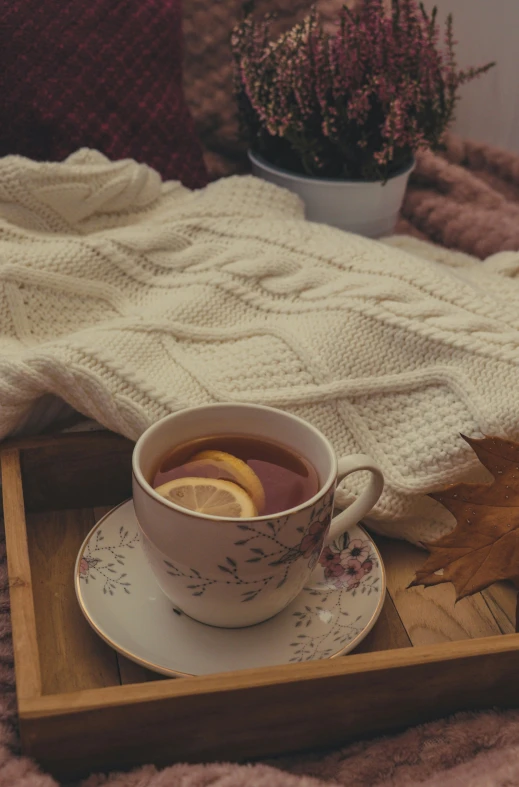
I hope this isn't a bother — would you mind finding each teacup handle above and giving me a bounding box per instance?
[325,454,384,546]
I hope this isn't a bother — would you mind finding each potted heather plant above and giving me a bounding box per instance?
[231,0,494,237]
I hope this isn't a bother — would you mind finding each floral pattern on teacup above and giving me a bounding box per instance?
[319,534,374,591]
[163,491,334,604]
[317,530,378,594]
[79,525,138,596]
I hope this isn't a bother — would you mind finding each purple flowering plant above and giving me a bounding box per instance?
[231,0,494,181]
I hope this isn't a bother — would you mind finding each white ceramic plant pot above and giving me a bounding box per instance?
[249,151,415,238]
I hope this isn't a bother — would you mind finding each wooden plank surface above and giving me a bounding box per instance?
[354,592,411,653]
[481,583,517,634]
[0,449,42,700]
[374,535,505,644]
[26,508,121,695]
[117,655,161,684]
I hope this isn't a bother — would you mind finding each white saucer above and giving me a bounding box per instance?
[75,501,386,677]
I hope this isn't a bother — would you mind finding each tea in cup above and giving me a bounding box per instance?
[132,403,384,628]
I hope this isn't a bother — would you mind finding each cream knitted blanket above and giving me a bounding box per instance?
[2,150,519,544]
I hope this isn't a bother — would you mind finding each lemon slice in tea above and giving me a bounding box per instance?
[191,450,265,512]
[154,477,257,518]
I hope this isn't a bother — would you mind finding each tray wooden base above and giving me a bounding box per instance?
[1,432,518,780]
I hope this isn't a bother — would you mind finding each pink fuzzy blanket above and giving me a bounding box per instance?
[0,535,517,787]
[396,133,519,259]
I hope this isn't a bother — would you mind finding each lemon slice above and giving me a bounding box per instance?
[191,450,265,513]
[155,477,257,518]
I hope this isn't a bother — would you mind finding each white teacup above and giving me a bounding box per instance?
[132,403,384,628]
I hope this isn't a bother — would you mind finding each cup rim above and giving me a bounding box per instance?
[132,403,338,523]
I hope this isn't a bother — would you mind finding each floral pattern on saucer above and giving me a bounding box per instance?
[288,531,380,661]
[75,501,385,678]
[79,525,139,596]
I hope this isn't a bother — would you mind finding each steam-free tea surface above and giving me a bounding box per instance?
[152,435,320,516]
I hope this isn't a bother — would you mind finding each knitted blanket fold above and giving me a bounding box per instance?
[3,150,519,544]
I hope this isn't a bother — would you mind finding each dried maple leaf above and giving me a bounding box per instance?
[410,435,519,627]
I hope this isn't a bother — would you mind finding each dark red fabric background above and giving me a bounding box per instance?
[1,0,208,189]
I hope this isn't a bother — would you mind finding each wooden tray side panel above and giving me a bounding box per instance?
[20,644,519,781]
[0,450,41,701]
[19,433,133,512]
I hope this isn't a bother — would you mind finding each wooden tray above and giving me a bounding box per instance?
[2,431,519,781]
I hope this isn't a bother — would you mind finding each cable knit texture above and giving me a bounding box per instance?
[3,150,519,544]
